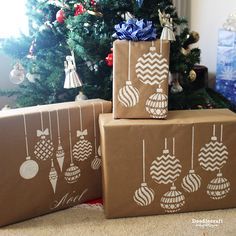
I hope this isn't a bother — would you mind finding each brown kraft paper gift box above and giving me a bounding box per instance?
[99,109,236,218]
[113,39,170,119]
[0,99,111,226]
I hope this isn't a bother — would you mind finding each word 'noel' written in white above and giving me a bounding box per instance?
[51,189,88,210]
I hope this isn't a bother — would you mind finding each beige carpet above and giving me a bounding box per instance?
[1,205,236,236]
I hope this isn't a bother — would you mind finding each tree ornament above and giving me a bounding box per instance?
[150,138,182,185]
[49,159,58,194]
[34,112,54,161]
[118,41,139,107]
[181,126,201,193]
[158,10,175,41]
[91,103,102,170]
[73,105,92,161]
[64,109,81,184]
[19,114,39,180]
[26,73,40,83]
[207,171,230,200]
[75,91,88,101]
[9,63,25,84]
[189,70,197,82]
[160,184,185,213]
[27,39,37,59]
[56,9,65,23]
[133,140,155,206]
[105,50,113,67]
[56,110,65,172]
[87,9,103,17]
[183,31,200,50]
[74,3,85,16]
[145,88,168,119]
[136,0,144,8]
[170,73,183,94]
[64,51,83,89]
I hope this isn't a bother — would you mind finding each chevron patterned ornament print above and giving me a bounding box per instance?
[34,112,54,161]
[136,44,169,85]
[73,106,92,162]
[145,88,168,118]
[150,138,182,185]
[133,140,155,206]
[160,184,185,213]
[198,125,228,172]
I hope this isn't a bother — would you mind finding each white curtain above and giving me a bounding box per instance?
[172,0,189,18]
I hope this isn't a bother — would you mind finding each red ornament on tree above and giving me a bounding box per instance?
[74,3,85,16]
[56,9,65,23]
[105,49,113,67]
[91,0,96,7]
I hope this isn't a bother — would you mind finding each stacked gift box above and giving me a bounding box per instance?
[1,19,236,227]
[216,29,236,105]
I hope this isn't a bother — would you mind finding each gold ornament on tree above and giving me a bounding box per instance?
[189,70,197,82]
[181,31,200,55]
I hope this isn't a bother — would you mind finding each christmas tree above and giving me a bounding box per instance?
[0,0,234,110]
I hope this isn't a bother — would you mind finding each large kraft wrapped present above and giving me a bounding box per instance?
[0,99,111,226]
[112,19,170,119]
[99,109,236,218]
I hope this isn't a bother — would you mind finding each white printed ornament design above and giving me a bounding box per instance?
[182,126,201,193]
[150,138,181,184]
[145,88,168,118]
[20,115,39,180]
[49,159,58,193]
[207,172,230,200]
[56,110,65,172]
[65,108,81,184]
[198,125,228,172]
[136,45,169,85]
[118,41,139,108]
[160,184,185,213]
[73,130,92,161]
[134,140,155,206]
[73,105,92,162]
[118,81,139,108]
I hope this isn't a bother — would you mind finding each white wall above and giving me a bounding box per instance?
[0,54,16,109]
[189,0,236,80]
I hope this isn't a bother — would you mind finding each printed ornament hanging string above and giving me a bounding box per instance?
[181,126,202,193]
[48,111,58,194]
[19,114,39,180]
[91,103,102,170]
[133,139,155,206]
[64,51,83,89]
[73,105,92,161]
[199,124,230,200]
[64,109,81,184]
[34,112,54,161]
[118,41,139,108]
[56,110,65,172]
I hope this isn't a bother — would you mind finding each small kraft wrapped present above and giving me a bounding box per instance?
[112,19,170,119]
[99,109,236,218]
[0,99,111,226]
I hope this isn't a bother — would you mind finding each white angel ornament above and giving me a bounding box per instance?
[64,51,83,89]
[158,10,176,41]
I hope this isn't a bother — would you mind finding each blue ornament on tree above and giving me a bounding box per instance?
[136,0,144,8]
